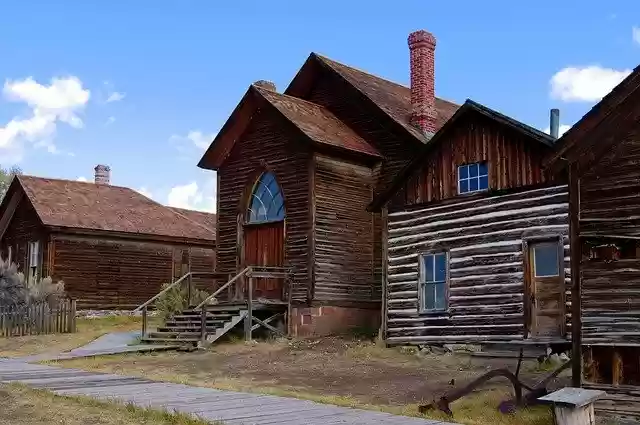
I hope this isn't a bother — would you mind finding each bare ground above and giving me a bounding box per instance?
[59,337,569,425]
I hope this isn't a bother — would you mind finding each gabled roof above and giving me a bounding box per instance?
[286,53,460,143]
[545,64,640,173]
[198,84,380,170]
[169,207,217,238]
[2,175,215,243]
[369,99,556,211]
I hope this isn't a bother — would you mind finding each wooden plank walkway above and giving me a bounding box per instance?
[0,360,458,425]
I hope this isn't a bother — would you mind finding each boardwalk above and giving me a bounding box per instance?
[0,360,458,425]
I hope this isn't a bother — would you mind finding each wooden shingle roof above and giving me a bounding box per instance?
[13,175,215,243]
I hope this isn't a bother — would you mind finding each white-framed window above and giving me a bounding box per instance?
[28,241,40,282]
[458,162,489,194]
[419,252,448,312]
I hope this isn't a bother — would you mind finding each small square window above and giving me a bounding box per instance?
[533,242,560,277]
[458,162,489,194]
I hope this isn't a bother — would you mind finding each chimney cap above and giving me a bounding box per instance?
[94,164,111,171]
[253,80,277,92]
[408,30,436,48]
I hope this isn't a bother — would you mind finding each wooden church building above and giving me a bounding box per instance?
[199,29,568,338]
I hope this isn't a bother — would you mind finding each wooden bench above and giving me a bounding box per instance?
[538,387,606,425]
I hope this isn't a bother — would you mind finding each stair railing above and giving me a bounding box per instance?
[134,271,229,338]
[193,266,252,310]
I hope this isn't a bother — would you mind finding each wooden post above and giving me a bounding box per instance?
[142,306,148,337]
[200,306,207,345]
[244,276,253,341]
[569,163,583,387]
[71,299,77,333]
[187,272,193,307]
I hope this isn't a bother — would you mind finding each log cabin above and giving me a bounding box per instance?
[546,63,640,414]
[0,165,216,309]
[198,29,460,336]
[371,100,571,347]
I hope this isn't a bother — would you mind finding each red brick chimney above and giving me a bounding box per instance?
[408,30,437,135]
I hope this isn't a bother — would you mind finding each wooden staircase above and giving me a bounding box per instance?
[135,266,290,349]
[141,304,248,347]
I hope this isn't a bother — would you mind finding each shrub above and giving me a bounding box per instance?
[0,253,65,309]
[155,282,209,321]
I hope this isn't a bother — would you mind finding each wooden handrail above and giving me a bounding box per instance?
[134,272,192,312]
[194,266,251,310]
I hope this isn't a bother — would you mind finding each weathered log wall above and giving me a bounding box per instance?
[312,155,379,303]
[216,109,310,302]
[385,185,570,345]
[398,113,549,208]
[579,132,640,344]
[50,236,215,309]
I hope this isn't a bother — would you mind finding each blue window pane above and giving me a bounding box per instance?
[435,283,447,310]
[459,179,469,193]
[459,165,468,179]
[424,256,434,282]
[478,162,488,176]
[479,175,489,190]
[534,243,559,277]
[424,284,435,310]
[469,178,479,191]
[247,173,286,223]
[469,163,479,178]
[435,254,446,281]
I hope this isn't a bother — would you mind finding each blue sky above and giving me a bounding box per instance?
[0,1,638,212]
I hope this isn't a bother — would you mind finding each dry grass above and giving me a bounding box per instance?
[0,383,219,425]
[0,316,158,358]
[57,338,556,425]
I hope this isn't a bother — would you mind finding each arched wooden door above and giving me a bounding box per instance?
[243,172,285,300]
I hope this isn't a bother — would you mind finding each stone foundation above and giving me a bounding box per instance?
[290,305,380,337]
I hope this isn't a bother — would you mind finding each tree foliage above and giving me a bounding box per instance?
[0,165,22,201]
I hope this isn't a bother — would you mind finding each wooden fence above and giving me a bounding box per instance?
[0,298,76,337]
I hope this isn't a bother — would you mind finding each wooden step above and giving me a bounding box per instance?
[173,314,233,321]
[146,331,203,340]
[166,319,227,326]
[158,326,223,333]
[141,337,198,344]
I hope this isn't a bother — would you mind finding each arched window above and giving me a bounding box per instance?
[247,172,285,223]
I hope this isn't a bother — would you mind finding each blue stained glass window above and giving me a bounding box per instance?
[458,162,489,194]
[421,253,448,311]
[247,172,285,223]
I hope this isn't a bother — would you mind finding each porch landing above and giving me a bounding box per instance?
[0,360,459,425]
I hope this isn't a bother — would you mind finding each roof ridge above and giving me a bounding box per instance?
[312,52,458,106]
[253,84,329,109]
[18,174,133,191]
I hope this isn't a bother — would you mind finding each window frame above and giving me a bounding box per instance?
[418,251,450,313]
[457,161,489,195]
[532,241,561,278]
[28,240,40,282]
[246,171,286,225]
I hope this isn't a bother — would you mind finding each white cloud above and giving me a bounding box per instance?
[136,187,153,199]
[105,116,116,126]
[167,181,215,213]
[106,91,125,103]
[544,124,572,137]
[77,176,88,182]
[170,130,215,151]
[0,76,90,162]
[550,66,631,102]
[633,26,640,45]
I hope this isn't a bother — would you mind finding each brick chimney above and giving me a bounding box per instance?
[253,80,277,91]
[94,164,111,185]
[408,30,437,136]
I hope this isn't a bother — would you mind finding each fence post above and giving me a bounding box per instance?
[142,306,148,337]
[71,300,77,333]
[200,306,206,345]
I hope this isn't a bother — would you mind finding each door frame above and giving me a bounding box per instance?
[522,234,566,339]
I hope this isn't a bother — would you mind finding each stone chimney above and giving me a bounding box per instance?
[253,80,277,91]
[408,30,437,136]
[550,108,560,139]
[94,164,111,185]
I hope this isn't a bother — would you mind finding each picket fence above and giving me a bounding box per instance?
[0,298,76,337]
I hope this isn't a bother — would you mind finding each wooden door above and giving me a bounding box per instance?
[243,221,285,300]
[527,240,565,338]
